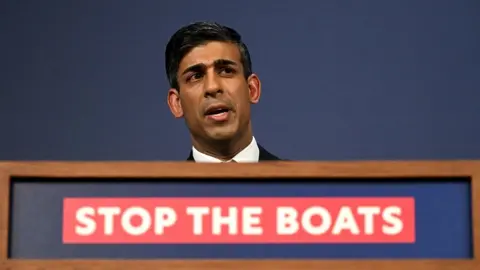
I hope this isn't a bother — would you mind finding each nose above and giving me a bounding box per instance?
[204,72,222,97]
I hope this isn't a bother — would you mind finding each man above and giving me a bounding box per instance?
[165,21,282,162]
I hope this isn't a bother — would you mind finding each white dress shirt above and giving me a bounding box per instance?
[192,136,260,163]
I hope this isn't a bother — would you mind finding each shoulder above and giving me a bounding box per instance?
[258,144,284,161]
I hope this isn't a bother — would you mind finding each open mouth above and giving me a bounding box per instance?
[204,105,231,121]
[205,107,230,116]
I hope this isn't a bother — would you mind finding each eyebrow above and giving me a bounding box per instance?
[181,59,238,76]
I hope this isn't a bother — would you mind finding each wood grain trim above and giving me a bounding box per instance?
[0,165,10,260]
[0,259,478,270]
[2,160,479,178]
[471,166,480,259]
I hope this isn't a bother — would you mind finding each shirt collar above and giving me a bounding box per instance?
[192,136,259,163]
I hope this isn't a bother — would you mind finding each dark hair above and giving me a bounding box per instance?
[165,21,253,90]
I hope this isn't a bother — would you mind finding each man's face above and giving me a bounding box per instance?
[167,41,261,142]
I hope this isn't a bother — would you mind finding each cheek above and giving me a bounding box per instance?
[233,91,251,115]
[182,103,200,119]
[180,92,201,115]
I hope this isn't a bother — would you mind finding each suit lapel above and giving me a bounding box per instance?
[258,144,281,161]
[187,150,195,161]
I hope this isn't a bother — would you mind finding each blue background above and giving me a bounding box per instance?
[1,0,479,161]
[9,178,472,259]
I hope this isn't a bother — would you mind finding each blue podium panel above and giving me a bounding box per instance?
[8,177,472,259]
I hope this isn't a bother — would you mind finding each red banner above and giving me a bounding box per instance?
[63,197,415,243]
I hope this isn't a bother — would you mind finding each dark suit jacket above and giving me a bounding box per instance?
[186,144,282,161]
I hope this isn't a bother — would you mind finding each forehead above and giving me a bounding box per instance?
[178,41,241,72]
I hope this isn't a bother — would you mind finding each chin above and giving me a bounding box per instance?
[205,127,238,141]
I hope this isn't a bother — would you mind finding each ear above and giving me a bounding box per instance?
[167,88,184,118]
[247,73,261,104]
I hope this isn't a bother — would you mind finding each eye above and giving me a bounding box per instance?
[187,72,203,82]
[220,67,235,75]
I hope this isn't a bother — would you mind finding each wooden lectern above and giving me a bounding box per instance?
[0,160,479,269]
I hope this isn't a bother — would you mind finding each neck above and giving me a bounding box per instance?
[192,129,253,161]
